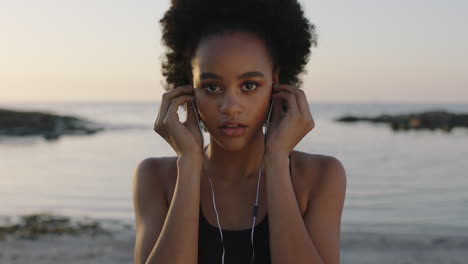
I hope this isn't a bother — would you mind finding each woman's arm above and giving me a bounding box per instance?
[302,156,347,264]
[264,153,346,264]
[133,155,203,264]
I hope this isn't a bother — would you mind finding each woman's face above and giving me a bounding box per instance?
[191,30,279,150]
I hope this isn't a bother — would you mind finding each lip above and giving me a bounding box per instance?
[220,126,247,137]
[219,121,247,128]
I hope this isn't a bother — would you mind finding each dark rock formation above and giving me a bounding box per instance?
[335,110,468,132]
[0,212,110,240]
[0,108,104,140]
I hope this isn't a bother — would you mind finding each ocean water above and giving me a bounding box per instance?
[1,101,467,237]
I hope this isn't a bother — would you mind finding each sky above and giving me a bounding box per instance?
[0,0,467,103]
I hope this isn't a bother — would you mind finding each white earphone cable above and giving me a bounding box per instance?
[192,97,275,264]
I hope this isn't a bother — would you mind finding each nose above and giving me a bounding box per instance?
[219,90,242,115]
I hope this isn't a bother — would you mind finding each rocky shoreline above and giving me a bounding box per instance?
[0,212,112,241]
[0,108,104,140]
[1,212,467,264]
[335,110,468,132]
[0,212,135,264]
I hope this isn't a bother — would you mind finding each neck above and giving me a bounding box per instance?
[202,130,266,185]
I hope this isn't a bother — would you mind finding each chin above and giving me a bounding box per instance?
[208,131,249,152]
[207,125,262,151]
[217,138,248,152]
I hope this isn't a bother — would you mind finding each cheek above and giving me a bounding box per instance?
[195,96,214,122]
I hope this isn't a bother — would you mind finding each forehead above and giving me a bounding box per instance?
[191,31,273,78]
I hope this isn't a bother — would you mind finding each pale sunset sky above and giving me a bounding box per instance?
[0,0,467,103]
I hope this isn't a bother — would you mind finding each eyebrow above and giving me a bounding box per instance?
[199,71,265,81]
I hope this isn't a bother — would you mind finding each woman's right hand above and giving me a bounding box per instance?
[154,85,204,158]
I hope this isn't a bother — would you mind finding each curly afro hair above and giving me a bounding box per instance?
[158,0,318,91]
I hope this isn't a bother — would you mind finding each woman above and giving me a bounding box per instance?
[133,0,347,263]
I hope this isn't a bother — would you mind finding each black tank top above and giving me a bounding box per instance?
[198,153,293,264]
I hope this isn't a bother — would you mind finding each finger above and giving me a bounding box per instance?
[155,85,194,132]
[269,98,282,128]
[184,100,204,147]
[166,95,195,122]
[185,100,199,128]
[293,89,315,129]
[158,85,194,122]
[295,88,312,117]
[271,91,300,116]
[272,84,303,114]
[272,84,314,130]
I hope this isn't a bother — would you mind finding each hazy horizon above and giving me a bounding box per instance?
[1,0,467,103]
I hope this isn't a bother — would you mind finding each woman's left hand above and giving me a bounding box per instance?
[265,83,315,156]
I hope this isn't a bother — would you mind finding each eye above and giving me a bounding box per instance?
[243,82,259,92]
[202,83,221,93]
[201,82,259,93]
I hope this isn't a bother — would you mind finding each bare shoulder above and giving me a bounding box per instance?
[132,156,178,263]
[138,157,177,194]
[133,156,178,208]
[291,150,347,201]
[134,157,172,184]
[294,152,346,264]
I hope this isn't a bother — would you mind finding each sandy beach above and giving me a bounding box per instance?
[1,215,467,264]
